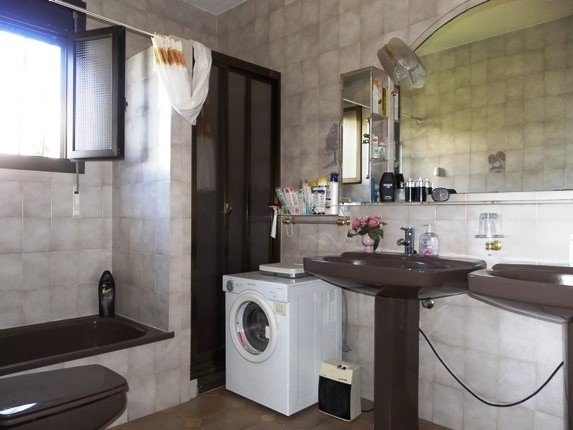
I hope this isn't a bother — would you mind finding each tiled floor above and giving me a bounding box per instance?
[112,387,450,430]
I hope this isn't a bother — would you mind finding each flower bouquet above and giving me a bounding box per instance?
[347,216,385,252]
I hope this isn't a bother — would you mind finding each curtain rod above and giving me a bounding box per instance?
[48,0,156,38]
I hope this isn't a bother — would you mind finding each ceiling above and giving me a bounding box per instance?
[182,0,246,15]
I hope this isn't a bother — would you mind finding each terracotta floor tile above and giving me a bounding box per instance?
[111,388,451,430]
[277,406,328,429]
[243,423,287,430]
[184,418,201,428]
[199,406,261,430]
[172,393,235,420]
[112,410,186,430]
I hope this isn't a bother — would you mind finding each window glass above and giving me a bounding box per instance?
[0,29,63,158]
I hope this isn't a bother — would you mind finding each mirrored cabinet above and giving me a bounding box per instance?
[341,67,399,203]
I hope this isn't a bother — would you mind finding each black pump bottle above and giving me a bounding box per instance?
[98,270,115,317]
[379,172,396,202]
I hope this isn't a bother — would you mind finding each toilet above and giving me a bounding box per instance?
[0,365,128,430]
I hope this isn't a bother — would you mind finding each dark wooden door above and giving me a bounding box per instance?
[191,53,280,391]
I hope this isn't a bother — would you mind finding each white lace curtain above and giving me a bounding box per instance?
[151,35,212,125]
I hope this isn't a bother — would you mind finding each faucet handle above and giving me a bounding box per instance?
[400,226,414,232]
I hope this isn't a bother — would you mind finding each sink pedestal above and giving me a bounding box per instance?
[375,296,419,430]
[565,322,573,430]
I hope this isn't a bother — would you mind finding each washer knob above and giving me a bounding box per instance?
[226,279,234,292]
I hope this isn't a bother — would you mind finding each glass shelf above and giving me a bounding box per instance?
[279,215,350,226]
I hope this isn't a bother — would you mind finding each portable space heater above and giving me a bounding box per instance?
[318,359,361,421]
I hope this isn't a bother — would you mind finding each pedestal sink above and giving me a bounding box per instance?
[469,264,573,430]
[304,252,486,430]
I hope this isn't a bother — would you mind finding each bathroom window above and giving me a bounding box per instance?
[0,0,125,173]
[0,27,65,160]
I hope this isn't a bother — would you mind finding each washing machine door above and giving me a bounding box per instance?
[229,291,278,363]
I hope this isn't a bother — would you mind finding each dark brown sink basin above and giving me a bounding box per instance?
[303,252,486,299]
[468,263,573,322]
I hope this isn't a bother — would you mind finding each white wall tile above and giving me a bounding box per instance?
[0,218,22,254]
[0,182,22,217]
[22,289,51,324]
[22,182,50,218]
[498,358,536,408]
[155,368,180,411]
[0,254,23,292]
[433,383,464,429]
[432,342,464,389]
[464,349,499,400]
[534,411,564,430]
[22,253,51,290]
[463,394,498,430]
[51,218,78,251]
[534,361,565,418]
[499,312,536,362]
[22,218,51,253]
[498,405,534,430]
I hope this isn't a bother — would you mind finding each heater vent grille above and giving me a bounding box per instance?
[318,376,351,420]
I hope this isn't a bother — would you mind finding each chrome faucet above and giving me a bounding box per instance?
[397,226,416,255]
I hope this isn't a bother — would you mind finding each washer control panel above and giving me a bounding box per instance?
[223,276,288,303]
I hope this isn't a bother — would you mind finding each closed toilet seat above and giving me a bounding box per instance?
[0,365,128,430]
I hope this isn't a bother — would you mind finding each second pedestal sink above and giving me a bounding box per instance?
[303,252,486,430]
[469,263,573,322]
[469,264,573,430]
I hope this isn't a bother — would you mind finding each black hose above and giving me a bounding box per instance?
[420,328,563,407]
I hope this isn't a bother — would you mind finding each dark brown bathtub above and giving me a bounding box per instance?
[0,315,174,376]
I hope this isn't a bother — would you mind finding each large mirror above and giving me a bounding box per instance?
[399,0,573,193]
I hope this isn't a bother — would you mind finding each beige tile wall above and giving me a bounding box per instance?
[0,163,112,329]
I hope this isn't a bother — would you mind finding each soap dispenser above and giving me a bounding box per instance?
[419,224,439,256]
[98,270,115,317]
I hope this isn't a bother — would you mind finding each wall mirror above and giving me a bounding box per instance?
[399,0,573,193]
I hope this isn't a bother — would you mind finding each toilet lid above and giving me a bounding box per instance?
[0,365,128,427]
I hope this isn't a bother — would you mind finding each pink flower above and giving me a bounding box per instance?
[368,217,381,228]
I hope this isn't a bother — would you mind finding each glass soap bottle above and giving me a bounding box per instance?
[419,224,439,256]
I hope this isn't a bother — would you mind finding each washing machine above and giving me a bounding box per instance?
[223,271,342,416]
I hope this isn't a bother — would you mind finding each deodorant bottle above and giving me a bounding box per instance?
[98,270,116,317]
[379,172,396,202]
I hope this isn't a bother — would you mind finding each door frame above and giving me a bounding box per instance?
[190,51,281,391]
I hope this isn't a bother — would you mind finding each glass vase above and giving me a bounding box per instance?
[361,235,375,253]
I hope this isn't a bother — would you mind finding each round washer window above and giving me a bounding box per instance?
[241,302,269,353]
[229,291,278,363]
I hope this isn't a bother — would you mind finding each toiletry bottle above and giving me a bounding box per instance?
[98,270,115,317]
[328,172,339,215]
[312,177,328,214]
[372,79,380,115]
[424,178,432,198]
[405,178,415,202]
[419,224,439,256]
[394,174,405,201]
[371,178,378,203]
[569,234,573,267]
[416,177,427,202]
[380,172,396,202]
